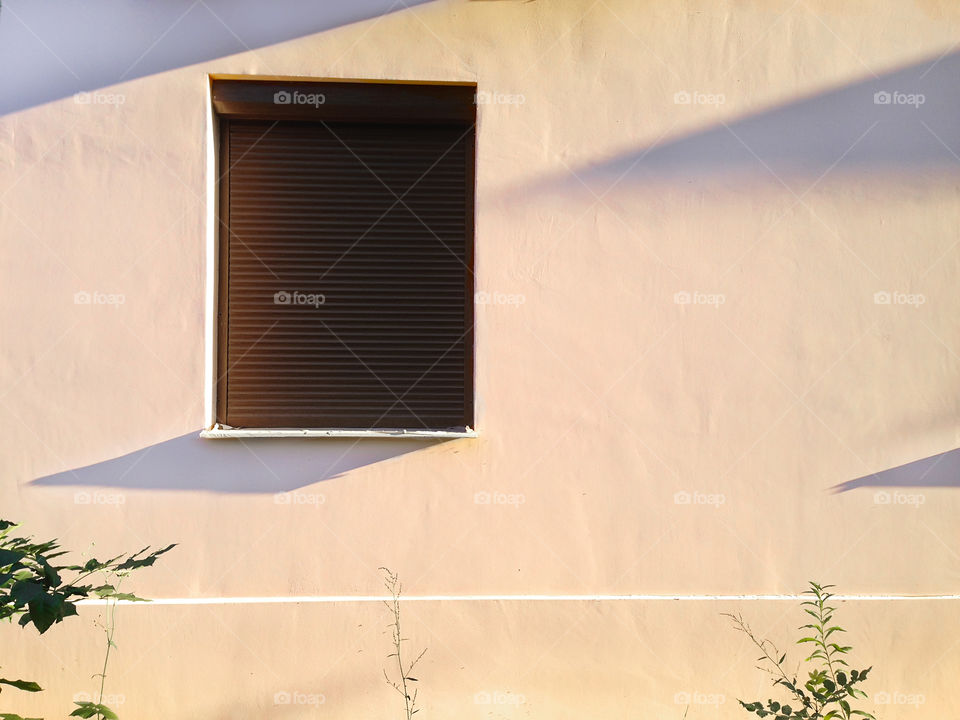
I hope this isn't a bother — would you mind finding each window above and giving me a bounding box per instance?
[210,78,475,435]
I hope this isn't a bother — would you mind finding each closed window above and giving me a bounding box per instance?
[212,79,475,433]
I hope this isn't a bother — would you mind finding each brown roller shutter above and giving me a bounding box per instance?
[216,84,475,431]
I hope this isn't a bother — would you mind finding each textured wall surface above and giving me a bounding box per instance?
[1,0,958,717]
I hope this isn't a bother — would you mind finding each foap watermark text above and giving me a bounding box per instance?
[675,291,725,308]
[274,90,326,107]
[874,291,925,307]
[674,491,725,508]
[274,290,325,308]
[474,491,525,508]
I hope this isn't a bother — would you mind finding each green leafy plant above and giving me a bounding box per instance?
[70,565,150,720]
[0,519,174,720]
[380,568,426,720]
[726,582,875,720]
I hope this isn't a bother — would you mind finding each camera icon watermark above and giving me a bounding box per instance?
[875,691,925,708]
[473,490,525,508]
[74,290,125,307]
[273,90,326,107]
[873,491,924,508]
[673,490,725,508]
[273,290,325,308]
[73,691,125,706]
[273,691,325,706]
[474,90,526,107]
[674,691,726,707]
[74,491,126,506]
[475,290,526,307]
[74,91,126,106]
[474,690,526,706]
[273,491,326,508]
[873,90,925,108]
[873,290,925,307]
[674,290,725,308]
[674,90,726,106]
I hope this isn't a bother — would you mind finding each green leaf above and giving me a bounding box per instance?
[0,549,26,568]
[71,701,119,719]
[92,585,116,598]
[9,581,43,607]
[27,592,76,633]
[0,677,42,692]
[37,557,60,587]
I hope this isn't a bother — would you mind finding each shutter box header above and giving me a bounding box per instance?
[211,77,477,123]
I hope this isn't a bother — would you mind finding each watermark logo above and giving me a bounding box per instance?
[73,692,126,706]
[873,291,925,307]
[474,91,525,107]
[873,91,925,108]
[674,490,725,508]
[674,691,726,707]
[475,290,525,307]
[674,290,725,308]
[674,91,726,106]
[274,290,325,308]
[74,290,125,307]
[273,691,325,706]
[474,690,526,706]
[875,691,925,708]
[74,92,126,106]
[273,90,326,108]
[274,491,326,508]
[873,491,924,508]
[74,491,125,506]
[473,490,525,508]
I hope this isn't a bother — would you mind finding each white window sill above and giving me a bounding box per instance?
[199,426,477,439]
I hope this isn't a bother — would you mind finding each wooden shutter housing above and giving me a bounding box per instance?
[213,78,476,431]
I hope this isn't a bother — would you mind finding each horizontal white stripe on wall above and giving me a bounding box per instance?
[75,593,960,606]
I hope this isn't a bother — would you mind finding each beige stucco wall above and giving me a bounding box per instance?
[1,0,958,717]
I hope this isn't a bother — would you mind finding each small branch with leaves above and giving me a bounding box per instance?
[0,519,174,720]
[380,568,427,720]
[726,581,874,720]
[70,569,150,720]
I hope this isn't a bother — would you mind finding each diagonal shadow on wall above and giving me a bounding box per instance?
[31,431,443,493]
[0,0,434,116]
[515,49,960,196]
[831,448,960,493]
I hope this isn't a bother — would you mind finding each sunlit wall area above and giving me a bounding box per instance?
[0,1,958,717]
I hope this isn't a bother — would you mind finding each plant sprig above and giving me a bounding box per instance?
[726,582,875,720]
[380,568,426,720]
